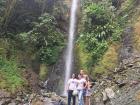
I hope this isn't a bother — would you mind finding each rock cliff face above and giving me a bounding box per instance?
[64,0,71,6]
[46,0,80,95]
[77,1,140,105]
[45,0,71,94]
[91,23,140,105]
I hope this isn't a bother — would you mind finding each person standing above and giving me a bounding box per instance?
[85,76,92,105]
[80,70,87,79]
[77,74,86,105]
[80,70,87,104]
[67,74,78,105]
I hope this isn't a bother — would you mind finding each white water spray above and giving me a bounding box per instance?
[63,0,79,95]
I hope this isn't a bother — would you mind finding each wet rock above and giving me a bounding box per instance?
[0,88,67,105]
[111,84,140,105]
[8,102,16,105]
[51,95,67,104]
[114,64,126,72]
[135,90,140,102]
[102,91,108,102]
[130,80,139,86]
[120,27,133,59]
[43,98,53,105]
[0,99,5,105]
[31,100,44,105]
[127,63,134,67]
[105,87,115,99]
[0,99,11,105]
[22,69,40,92]
[51,100,66,105]
[29,92,67,105]
[0,90,11,98]
[100,81,105,86]
[94,97,104,105]
[115,79,127,87]
[42,92,54,98]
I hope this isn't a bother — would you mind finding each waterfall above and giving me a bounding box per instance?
[63,0,79,95]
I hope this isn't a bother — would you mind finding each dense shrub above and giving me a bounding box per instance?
[19,13,65,65]
[0,57,25,92]
[77,1,122,71]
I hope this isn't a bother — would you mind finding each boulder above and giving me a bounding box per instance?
[0,90,11,98]
[102,91,108,102]
[105,87,115,99]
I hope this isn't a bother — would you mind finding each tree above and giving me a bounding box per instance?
[78,1,122,69]
[19,13,65,65]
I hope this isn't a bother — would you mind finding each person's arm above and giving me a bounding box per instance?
[84,81,88,89]
[83,79,87,89]
[75,79,78,88]
[89,81,94,88]
[66,79,70,91]
[88,81,93,89]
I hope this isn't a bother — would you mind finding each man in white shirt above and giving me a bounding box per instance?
[67,74,78,105]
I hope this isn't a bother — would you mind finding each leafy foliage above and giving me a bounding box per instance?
[134,17,140,52]
[0,0,6,16]
[39,64,48,80]
[0,0,6,26]
[0,0,67,91]
[0,57,25,92]
[93,43,119,76]
[77,1,122,70]
[19,13,65,65]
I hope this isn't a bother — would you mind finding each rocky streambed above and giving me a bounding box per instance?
[0,89,67,105]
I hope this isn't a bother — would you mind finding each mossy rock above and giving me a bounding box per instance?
[39,64,48,81]
[0,48,6,56]
[134,17,140,52]
[92,43,120,77]
[75,43,92,72]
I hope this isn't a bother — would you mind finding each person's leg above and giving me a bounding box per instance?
[83,89,86,105]
[78,90,84,105]
[78,90,80,105]
[68,90,72,105]
[84,96,86,105]
[89,97,91,105]
[81,90,84,105]
[85,96,87,105]
[72,95,76,105]
[86,96,89,105]
[86,96,90,105]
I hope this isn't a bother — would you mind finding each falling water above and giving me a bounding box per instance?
[63,0,79,95]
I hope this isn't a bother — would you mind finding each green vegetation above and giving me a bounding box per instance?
[118,0,140,25]
[0,0,139,92]
[134,17,140,52]
[19,13,65,65]
[77,1,122,75]
[0,57,25,93]
[92,43,119,76]
[0,1,67,62]
[76,44,92,73]
[120,0,136,11]
[39,64,48,80]
[0,0,67,92]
